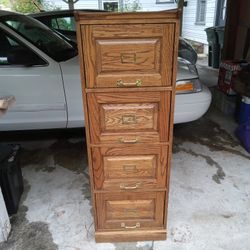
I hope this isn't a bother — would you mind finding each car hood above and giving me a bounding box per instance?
[60,56,198,83]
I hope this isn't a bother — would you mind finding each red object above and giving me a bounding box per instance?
[218,61,242,95]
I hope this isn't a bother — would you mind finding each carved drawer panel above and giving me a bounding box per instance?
[87,90,171,144]
[81,23,175,88]
[101,103,158,131]
[91,145,168,190]
[95,191,165,230]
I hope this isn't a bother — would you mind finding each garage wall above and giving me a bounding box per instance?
[182,0,217,44]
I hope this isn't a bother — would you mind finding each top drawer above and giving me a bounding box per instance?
[81,24,175,88]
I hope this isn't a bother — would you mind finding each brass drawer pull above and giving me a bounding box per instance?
[121,222,140,229]
[120,183,141,190]
[119,138,138,144]
[116,79,142,87]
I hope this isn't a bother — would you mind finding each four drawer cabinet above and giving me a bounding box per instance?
[75,10,180,242]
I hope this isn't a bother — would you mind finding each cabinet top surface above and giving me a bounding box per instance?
[75,9,180,24]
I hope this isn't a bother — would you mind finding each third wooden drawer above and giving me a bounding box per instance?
[91,144,169,191]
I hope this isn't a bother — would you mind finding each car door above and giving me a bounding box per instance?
[0,26,67,131]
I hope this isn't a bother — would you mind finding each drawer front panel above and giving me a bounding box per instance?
[82,24,175,88]
[91,145,168,190]
[101,103,158,131]
[97,39,160,72]
[104,155,156,179]
[95,192,165,230]
[87,91,171,144]
[106,200,154,220]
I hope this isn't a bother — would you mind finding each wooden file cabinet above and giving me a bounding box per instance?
[75,10,180,242]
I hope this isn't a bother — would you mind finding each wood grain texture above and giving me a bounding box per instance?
[91,24,164,38]
[81,23,174,88]
[95,191,165,230]
[85,86,172,93]
[74,9,180,23]
[95,230,167,242]
[91,145,168,191]
[76,10,180,242]
[96,38,160,72]
[76,23,98,228]
[87,90,171,144]
[101,103,158,131]
[164,21,180,229]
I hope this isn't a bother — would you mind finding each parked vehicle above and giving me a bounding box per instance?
[30,10,198,62]
[0,11,211,131]
[30,9,106,42]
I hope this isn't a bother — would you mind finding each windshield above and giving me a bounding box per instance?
[0,14,77,62]
[178,37,197,65]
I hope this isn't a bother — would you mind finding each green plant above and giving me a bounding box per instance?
[0,0,58,13]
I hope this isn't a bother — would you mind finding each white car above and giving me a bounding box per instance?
[0,11,211,131]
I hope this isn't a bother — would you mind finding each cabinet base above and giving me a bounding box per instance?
[95,229,167,242]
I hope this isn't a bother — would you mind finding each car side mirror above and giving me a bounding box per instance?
[7,48,44,66]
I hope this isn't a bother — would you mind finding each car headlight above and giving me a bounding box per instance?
[176,79,202,94]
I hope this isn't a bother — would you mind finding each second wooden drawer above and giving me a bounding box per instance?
[87,90,171,144]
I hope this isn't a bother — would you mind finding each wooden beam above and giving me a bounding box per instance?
[223,0,241,59]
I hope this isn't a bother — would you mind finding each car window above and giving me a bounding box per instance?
[51,18,59,29]
[0,14,77,62]
[52,17,76,31]
[0,29,46,66]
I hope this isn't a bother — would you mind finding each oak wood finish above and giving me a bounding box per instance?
[95,230,167,242]
[75,10,180,242]
[91,144,168,191]
[95,192,165,230]
[87,91,171,144]
[81,23,175,88]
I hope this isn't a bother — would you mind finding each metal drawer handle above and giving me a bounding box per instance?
[120,183,141,190]
[116,79,142,87]
[119,138,138,144]
[121,222,140,229]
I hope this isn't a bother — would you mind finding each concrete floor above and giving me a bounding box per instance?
[0,105,249,250]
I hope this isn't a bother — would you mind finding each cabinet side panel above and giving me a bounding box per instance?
[76,23,98,229]
[81,25,96,88]
[164,21,180,227]
[162,23,175,86]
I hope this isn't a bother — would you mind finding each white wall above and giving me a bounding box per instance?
[53,0,176,11]
[54,0,99,9]
[182,0,217,44]
[53,0,216,46]
[139,0,177,11]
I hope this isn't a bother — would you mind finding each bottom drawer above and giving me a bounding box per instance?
[95,191,166,230]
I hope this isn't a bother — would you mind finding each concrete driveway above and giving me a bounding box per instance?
[0,105,249,250]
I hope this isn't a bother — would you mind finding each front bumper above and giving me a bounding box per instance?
[174,84,212,124]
